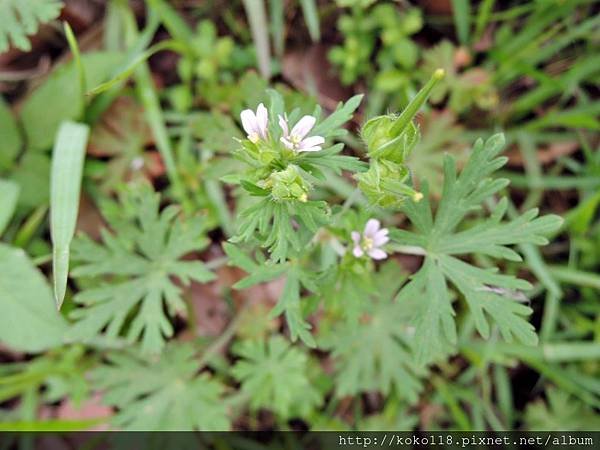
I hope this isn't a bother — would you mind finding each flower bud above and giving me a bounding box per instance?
[355,159,422,208]
[266,165,310,202]
[361,69,444,162]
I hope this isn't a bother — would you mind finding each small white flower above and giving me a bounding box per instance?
[240,103,269,143]
[351,219,389,260]
[278,114,325,152]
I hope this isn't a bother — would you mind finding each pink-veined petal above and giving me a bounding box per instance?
[353,245,364,258]
[256,103,268,138]
[278,114,289,137]
[364,219,381,238]
[240,109,258,137]
[291,115,316,140]
[368,248,387,260]
[372,229,390,246]
[351,231,361,245]
[298,135,325,150]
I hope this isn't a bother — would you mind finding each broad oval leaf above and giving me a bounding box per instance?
[0,244,68,352]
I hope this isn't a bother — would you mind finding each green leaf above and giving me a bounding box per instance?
[395,258,457,365]
[70,184,215,354]
[20,52,123,151]
[232,336,321,418]
[0,97,21,170]
[270,268,316,347]
[0,244,68,352]
[50,121,90,309]
[242,0,271,78]
[451,0,471,45]
[0,0,63,53]
[0,179,19,237]
[391,134,563,365]
[299,0,320,42]
[525,388,600,431]
[224,245,315,346]
[312,94,363,138]
[326,277,423,402]
[93,344,229,430]
[235,198,329,263]
[8,152,50,211]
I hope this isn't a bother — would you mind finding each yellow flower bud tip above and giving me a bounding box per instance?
[434,68,445,80]
[299,193,308,202]
[413,192,424,202]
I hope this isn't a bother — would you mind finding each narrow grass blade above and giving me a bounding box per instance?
[547,265,600,290]
[50,121,90,309]
[299,0,320,42]
[147,0,194,43]
[242,0,271,78]
[269,0,285,57]
[118,4,189,206]
[63,22,86,104]
[451,0,471,45]
[0,179,19,237]
[473,0,495,43]
[86,40,186,97]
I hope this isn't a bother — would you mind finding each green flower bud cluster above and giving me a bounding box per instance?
[263,165,310,203]
[356,69,444,208]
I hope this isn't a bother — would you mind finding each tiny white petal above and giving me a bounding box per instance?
[297,145,322,152]
[372,229,389,247]
[256,103,268,138]
[280,136,294,149]
[291,115,316,140]
[368,248,387,260]
[353,245,364,258]
[351,231,361,245]
[240,109,258,137]
[364,219,381,238]
[299,136,325,150]
[278,114,289,137]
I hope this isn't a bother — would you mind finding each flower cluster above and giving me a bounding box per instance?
[240,104,324,153]
[351,219,389,260]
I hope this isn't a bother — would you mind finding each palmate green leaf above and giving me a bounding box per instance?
[391,134,563,366]
[232,336,321,419]
[234,197,329,263]
[525,388,600,431]
[93,344,229,430]
[223,243,315,346]
[70,184,215,354]
[325,269,423,402]
[0,0,63,52]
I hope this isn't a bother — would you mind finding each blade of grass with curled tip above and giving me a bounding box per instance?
[242,0,271,78]
[50,121,90,309]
